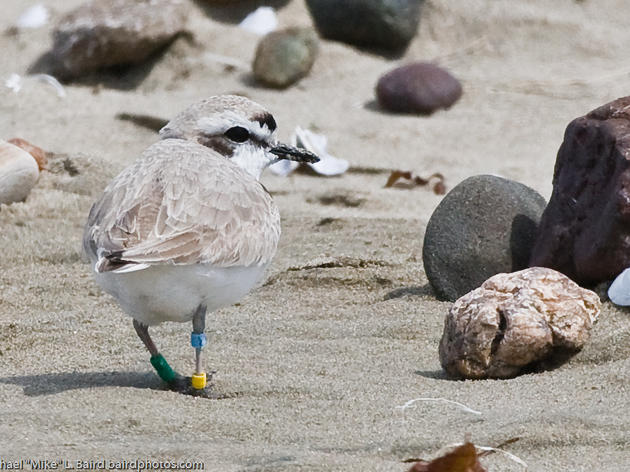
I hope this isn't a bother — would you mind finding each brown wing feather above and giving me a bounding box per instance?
[83,139,280,270]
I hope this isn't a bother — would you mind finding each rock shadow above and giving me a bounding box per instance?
[414,369,449,380]
[510,213,540,271]
[383,284,434,300]
[28,33,192,90]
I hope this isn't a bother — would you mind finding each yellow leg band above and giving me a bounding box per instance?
[191,372,206,390]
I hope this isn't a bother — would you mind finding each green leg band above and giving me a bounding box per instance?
[150,354,177,384]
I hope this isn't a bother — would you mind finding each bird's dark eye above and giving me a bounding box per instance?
[224,126,250,143]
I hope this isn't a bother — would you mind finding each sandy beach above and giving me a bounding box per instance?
[1,0,629,470]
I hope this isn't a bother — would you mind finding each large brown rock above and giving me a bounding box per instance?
[439,267,601,379]
[530,96,630,284]
[48,0,188,79]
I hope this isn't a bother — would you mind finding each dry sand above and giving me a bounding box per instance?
[1,0,630,470]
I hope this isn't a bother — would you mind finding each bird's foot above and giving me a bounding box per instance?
[167,371,218,398]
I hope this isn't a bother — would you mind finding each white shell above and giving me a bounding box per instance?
[608,267,630,306]
[0,140,39,205]
[295,127,349,176]
[4,73,66,97]
[269,159,299,176]
[16,4,49,29]
[269,126,349,176]
[5,73,22,93]
[238,7,278,36]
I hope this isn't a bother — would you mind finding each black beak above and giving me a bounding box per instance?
[270,143,320,164]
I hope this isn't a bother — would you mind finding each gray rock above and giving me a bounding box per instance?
[423,175,546,302]
[48,0,188,79]
[253,28,319,89]
[439,267,601,379]
[305,0,423,52]
[376,62,462,114]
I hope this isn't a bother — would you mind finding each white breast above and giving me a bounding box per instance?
[92,262,269,326]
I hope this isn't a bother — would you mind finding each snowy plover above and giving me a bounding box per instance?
[83,95,318,394]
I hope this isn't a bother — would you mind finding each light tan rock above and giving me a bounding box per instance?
[439,267,601,379]
[253,28,319,89]
[0,140,40,205]
[49,0,188,79]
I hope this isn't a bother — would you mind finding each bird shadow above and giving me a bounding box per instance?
[0,370,162,397]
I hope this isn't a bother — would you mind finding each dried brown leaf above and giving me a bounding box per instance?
[385,170,446,195]
[407,442,486,472]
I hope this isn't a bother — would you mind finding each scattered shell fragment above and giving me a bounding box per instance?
[31,74,66,97]
[8,138,47,170]
[269,126,348,177]
[608,267,630,305]
[16,4,49,29]
[4,73,66,97]
[239,6,278,36]
[4,73,22,93]
[439,267,601,379]
[0,140,40,206]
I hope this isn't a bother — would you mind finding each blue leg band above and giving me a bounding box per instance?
[191,332,207,348]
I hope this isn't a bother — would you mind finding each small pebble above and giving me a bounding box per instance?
[253,28,319,89]
[439,267,601,379]
[0,140,40,206]
[376,62,462,114]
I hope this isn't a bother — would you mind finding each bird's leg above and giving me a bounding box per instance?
[133,319,158,356]
[133,319,179,387]
[190,304,208,390]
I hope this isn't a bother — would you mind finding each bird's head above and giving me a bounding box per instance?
[159,95,319,180]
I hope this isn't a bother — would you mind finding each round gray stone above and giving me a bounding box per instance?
[305,0,423,52]
[423,175,547,302]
